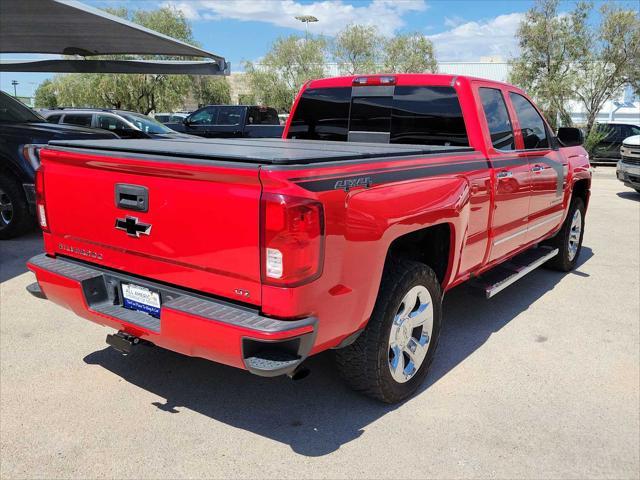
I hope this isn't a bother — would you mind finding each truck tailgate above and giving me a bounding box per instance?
[39,147,263,305]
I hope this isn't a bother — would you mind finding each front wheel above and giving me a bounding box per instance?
[545,197,585,271]
[335,258,442,404]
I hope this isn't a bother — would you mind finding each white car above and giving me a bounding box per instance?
[617,135,640,193]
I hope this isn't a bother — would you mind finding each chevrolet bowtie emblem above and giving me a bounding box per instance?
[115,216,152,237]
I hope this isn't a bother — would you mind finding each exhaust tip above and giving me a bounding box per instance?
[287,365,310,381]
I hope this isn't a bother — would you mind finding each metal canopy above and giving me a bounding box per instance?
[0,59,227,75]
[0,0,228,74]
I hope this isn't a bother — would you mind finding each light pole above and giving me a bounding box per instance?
[11,80,19,98]
[295,15,318,39]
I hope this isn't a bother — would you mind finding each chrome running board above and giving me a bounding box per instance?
[475,246,559,299]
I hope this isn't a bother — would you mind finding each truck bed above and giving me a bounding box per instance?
[49,138,474,165]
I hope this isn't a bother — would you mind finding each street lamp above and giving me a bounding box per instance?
[295,15,318,39]
[11,80,19,98]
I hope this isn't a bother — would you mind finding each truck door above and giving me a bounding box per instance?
[476,85,532,262]
[209,106,243,138]
[184,106,218,137]
[507,92,565,244]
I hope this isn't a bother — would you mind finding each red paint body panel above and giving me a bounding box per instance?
[30,73,591,372]
[39,148,263,305]
[27,262,312,369]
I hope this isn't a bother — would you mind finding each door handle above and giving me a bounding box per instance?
[531,165,545,173]
[496,171,513,179]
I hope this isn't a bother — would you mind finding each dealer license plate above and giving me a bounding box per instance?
[122,283,161,318]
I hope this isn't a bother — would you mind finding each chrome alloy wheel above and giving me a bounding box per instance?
[388,285,433,383]
[0,188,13,227]
[568,209,582,261]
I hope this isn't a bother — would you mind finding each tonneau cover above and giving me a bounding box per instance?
[48,138,474,165]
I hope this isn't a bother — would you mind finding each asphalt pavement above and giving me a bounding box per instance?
[1,167,638,479]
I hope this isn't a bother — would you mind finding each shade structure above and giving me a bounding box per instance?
[0,0,228,75]
[0,59,229,75]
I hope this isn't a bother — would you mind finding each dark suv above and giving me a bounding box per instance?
[0,92,118,239]
[592,122,640,162]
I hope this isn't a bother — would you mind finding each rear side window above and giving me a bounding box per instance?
[479,87,515,150]
[247,107,279,125]
[287,87,351,141]
[46,114,62,123]
[509,93,549,149]
[62,114,92,127]
[216,106,242,125]
[391,86,468,146]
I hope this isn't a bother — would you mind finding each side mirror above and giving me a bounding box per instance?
[557,127,584,147]
[183,117,191,126]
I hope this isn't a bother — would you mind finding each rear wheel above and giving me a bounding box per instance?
[335,258,442,404]
[545,197,585,271]
[0,175,31,240]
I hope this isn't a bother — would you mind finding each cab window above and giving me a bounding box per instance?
[391,86,469,146]
[509,93,549,149]
[479,87,515,150]
[96,114,129,131]
[287,87,351,141]
[62,114,92,127]
[46,114,62,123]
[188,107,217,125]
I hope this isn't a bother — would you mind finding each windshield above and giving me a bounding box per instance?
[0,92,45,123]
[119,112,173,134]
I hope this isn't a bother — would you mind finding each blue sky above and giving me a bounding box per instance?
[0,0,632,97]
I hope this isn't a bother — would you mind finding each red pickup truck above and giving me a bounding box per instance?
[27,74,591,403]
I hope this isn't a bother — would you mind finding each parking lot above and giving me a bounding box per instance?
[0,168,638,479]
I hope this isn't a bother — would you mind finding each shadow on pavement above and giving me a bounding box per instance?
[616,191,640,201]
[0,230,42,283]
[83,247,594,457]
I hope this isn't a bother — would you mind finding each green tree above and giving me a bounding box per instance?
[244,35,327,112]
[509,0,591,129]
[33,79,58,108]
[333,24,382,75]
[41,6,201,114]
[383,33,437,73]
[191,76,231,106]
[575,4,640,135]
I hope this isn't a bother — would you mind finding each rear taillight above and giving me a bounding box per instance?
[260,193,324,287]
[35,165,49,232]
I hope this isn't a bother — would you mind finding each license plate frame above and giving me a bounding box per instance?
[121,282,161,319]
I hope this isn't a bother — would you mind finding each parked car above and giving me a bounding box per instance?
[0,91,117,239]
[44,109,194,139]
[592,122,640,162]
[166,105,284,138]
[153,112,189,124]
[617,135,640,192]
[27,74,591,403]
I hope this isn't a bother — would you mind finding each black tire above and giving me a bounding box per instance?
[0,174,31,240]
[545,197,585,271]
[335,258,442,404]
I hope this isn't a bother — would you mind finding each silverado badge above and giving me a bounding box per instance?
[115,216,152,238]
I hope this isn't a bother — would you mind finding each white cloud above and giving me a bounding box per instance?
[163,0,427,36]
[429,13,524,61]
